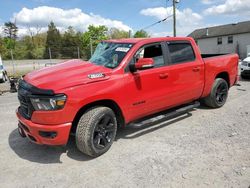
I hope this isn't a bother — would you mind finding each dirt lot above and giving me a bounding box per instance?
[0,80,250,188]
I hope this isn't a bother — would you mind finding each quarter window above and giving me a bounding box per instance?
[168,43,195,64]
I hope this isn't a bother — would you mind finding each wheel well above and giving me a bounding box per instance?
[71,100,125,134]
[216,72,230,87]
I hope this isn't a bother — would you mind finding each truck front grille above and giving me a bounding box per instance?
[18,82,34,120]
[17,79,55,120]
[242,61,248,66]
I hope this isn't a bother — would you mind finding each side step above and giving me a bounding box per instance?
[129,101,200,128]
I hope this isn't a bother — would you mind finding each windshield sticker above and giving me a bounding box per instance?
[115,47,130,53]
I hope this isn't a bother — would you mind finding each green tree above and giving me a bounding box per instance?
[81,25,108,59]
[0,37,7,58]
[23,36,36,59]
[3,22,18,49]
[4,22,18,39]
[108,28,129,39]
[33,33,47,59]
[44,21,61,59]
[61,26,81,58]
[133,30,150,38]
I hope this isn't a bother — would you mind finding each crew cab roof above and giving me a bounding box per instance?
[104,37,192,44]
[105,37,194,44]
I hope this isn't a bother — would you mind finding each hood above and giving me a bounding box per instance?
[24,59,112,91]
[243,57,250,62]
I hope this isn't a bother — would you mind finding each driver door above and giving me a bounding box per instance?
[123,42,170,121]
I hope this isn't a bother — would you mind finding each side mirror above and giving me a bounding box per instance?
[130,58,154,72]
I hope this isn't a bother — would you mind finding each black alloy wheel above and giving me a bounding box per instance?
[203,78,229,108]
[75,106,117,157]
[93,115,115,150]
[215,81,228,105]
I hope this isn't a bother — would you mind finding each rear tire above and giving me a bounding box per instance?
[75,107,117,157]
[204,78,229,108]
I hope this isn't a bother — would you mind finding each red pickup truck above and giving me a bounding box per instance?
[17,37,239,157]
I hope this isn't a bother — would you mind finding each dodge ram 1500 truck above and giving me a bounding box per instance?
[16,37,239,157]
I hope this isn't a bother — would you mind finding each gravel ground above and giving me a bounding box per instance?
[0,80,250,188]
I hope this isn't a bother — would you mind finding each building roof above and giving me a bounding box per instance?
[188,20,250,39]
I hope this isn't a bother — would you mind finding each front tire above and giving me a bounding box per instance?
[204,78,229,108]
[75,107,117,157]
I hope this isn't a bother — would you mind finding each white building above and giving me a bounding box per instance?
[188,21,250,59]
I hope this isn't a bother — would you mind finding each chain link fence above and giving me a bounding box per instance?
[2,59,66,76]
[2,46,88,77]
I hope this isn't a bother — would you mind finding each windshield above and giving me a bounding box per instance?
[89,42,133,69]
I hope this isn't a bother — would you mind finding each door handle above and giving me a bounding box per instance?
[159,73,168,79]
[193,67,200,72]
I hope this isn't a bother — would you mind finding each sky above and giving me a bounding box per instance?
[0,0,250,37]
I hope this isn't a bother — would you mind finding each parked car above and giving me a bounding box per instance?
[0,56,8,83]
[16,37,239,157]
[240,54,250,79]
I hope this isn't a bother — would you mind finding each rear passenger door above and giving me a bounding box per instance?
[164,41,204,105]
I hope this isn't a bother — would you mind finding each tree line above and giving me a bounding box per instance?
[0,21,149,60]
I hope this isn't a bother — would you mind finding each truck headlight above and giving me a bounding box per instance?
[30,94,67,111]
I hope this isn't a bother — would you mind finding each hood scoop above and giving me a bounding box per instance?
[88,73,105,79]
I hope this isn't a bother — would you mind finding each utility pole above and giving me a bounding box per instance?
[10,49,15,74]
[48,47,52,62]
[173,0,177,37]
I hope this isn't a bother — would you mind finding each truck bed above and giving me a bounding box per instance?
[201,53,239,98]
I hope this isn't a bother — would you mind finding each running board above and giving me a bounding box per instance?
[129,101,200,128]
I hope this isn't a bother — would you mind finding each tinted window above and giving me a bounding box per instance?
[135,44,164,67]
[228,36,233,44]
[217,37,222,45]
[168,43,195,64]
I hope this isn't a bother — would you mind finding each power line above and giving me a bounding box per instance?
[141,15,173,31]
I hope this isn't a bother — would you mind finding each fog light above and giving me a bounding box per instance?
[39,131,57,139]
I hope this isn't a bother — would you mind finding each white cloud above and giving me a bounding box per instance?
[201,0,214,5]
[140,7,203,36]
[204,0,250,16]
[11,6,131,37]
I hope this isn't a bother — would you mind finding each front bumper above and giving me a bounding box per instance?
[16,111,72,145]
